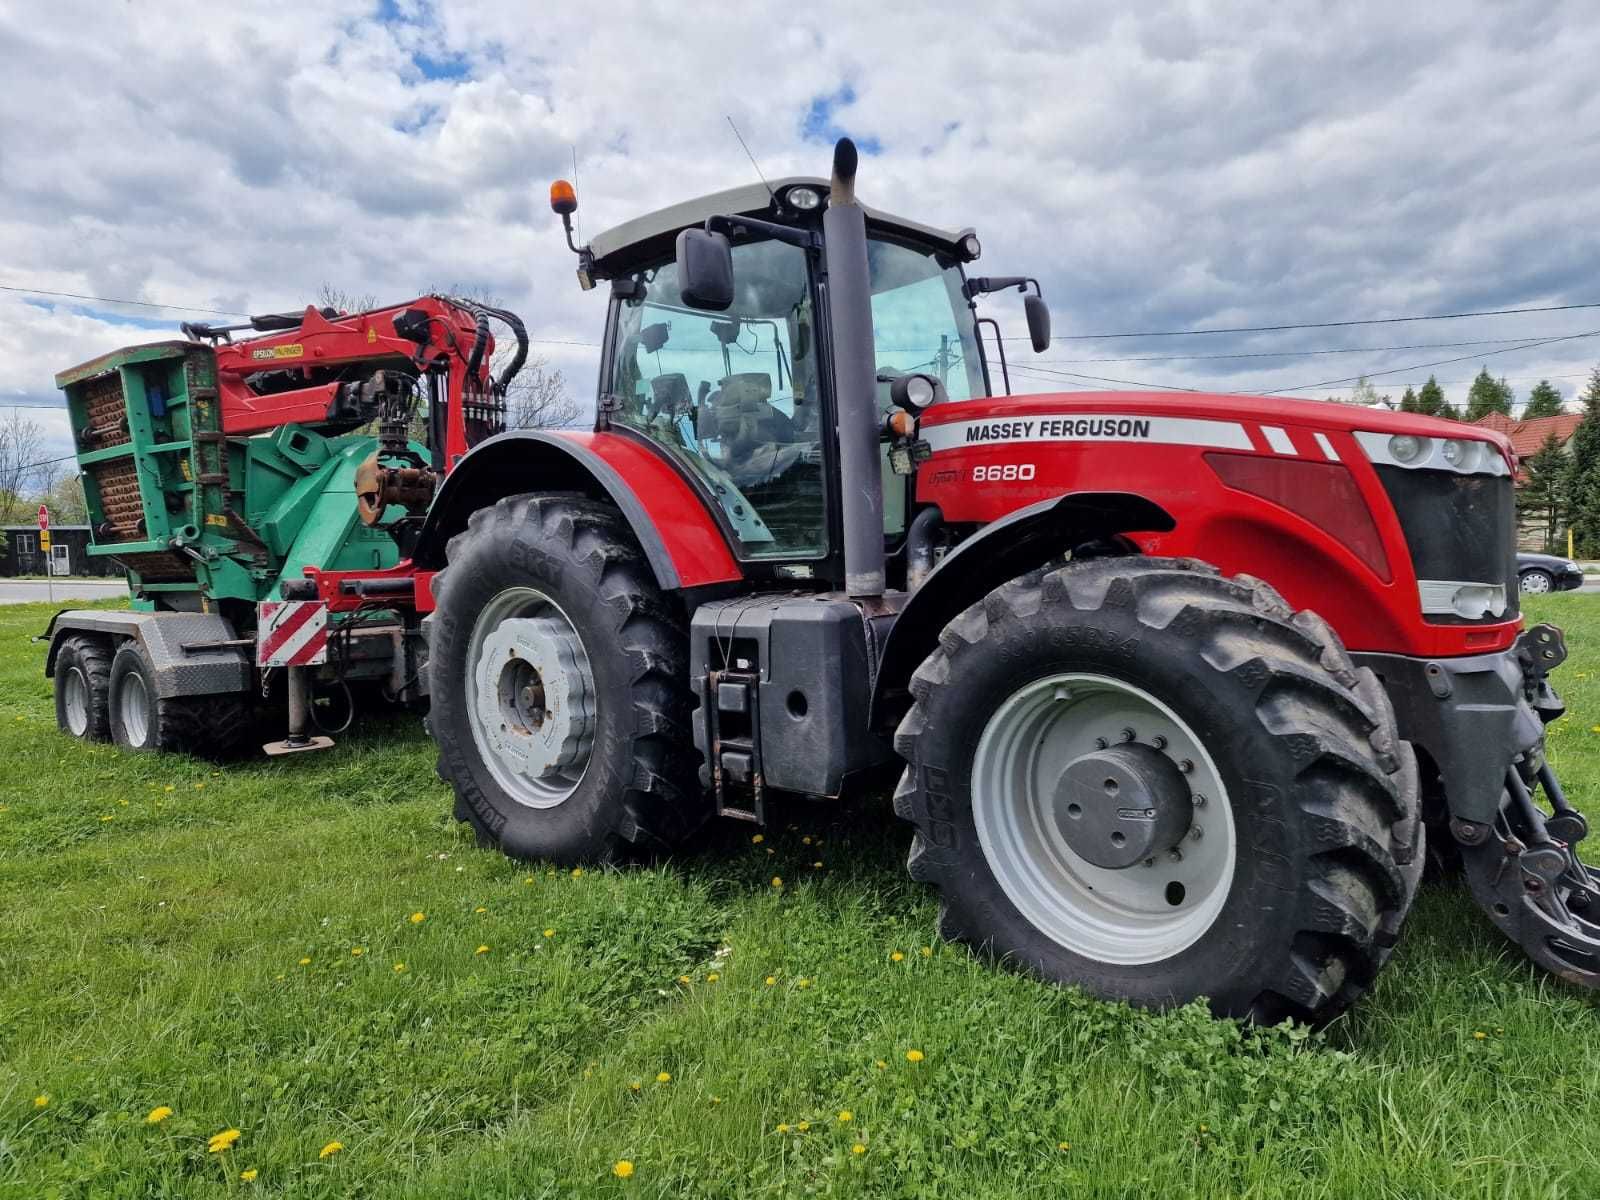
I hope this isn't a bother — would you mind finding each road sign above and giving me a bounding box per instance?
[37,504,48,531]
[39,530,51,551]
[256,601,330,667]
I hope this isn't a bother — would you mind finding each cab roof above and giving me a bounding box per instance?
[587,176,971,274]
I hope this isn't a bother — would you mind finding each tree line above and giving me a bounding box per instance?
[1342,369,1566,421]
[1524,367,1600,556]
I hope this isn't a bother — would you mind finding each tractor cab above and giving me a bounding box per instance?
[570,176,1046,586]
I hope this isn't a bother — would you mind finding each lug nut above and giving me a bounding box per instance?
[1151,735,1168,750]
[1121,728,1137,742]
[1193,794,1207,808]
[1143,858,1155,868]
[1179,760,1194,774]
[1094,737,1109,750]
[1190,826,1203,842]
[1168,849,1184,863]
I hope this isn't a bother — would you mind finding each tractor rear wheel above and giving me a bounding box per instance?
[55,635,112,742]
[893,557,1422,1026]
[426,495,706,864]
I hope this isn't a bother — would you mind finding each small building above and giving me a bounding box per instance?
[1472,411,1583,482]
[0,525,125,578]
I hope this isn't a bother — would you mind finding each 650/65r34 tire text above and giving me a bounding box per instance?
[426,495,707,864]
[892,557,1422,1026]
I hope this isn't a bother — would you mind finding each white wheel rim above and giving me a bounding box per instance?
[971,673,1236,965]
[466,586,596,809]
[1522,572,1551,594]
[64,666,89,735]
[120,672,150,746]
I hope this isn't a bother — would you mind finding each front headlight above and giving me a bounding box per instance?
[1566,561,1581,573]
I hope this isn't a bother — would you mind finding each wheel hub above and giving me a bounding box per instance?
[1054,742,1193,869]
[471,605,595,807]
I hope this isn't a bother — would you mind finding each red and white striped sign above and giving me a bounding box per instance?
[256,600,329,667]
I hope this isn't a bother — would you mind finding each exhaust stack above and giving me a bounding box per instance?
[822,138,887,599]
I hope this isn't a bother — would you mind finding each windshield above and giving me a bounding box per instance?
[867,238,986,402]
[608,237,827,559]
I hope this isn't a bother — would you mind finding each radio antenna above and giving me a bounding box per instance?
[726,115,775,200]
[570,145,583,243]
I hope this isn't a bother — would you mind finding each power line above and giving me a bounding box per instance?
[1265,329,1600,394]
[1002,300,1600,342]
[0,284,249,317]
[1033,335,1582,366]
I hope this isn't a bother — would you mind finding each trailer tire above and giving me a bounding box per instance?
[426,495,705,864]
[55,635,112,742]
[893,557,1421,1026]
[107,642,251,759]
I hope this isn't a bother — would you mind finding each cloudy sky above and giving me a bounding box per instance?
[3,0,1599,471]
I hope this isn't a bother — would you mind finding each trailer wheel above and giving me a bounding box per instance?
[893,557,1422,1026]
[426,495,705,864]
[55,636,112,741]
[107,642,251,758]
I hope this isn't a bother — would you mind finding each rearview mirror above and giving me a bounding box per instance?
[1025,294,1051,353]
[675,228,734,311]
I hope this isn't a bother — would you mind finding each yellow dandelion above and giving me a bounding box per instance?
[571,867,584,878]
[838,1110,853,1122]
[318,1140,343,1159]
[851,1143,866,1155]
[241,1167,258,1181]
[474,906,486,914]
[99,814,114,822]
[613,1160,634,1179]
[1473,1030,1487,1040]
[874,1059,887,1070]
[298,957,312,966]
[409,911,426,924]
[524,876,534,885]
[656,1072,671,1084]
[146,1106,173,1124]
[706,971,720,982]
[765,975,777,986]
[475,944,490,955]
[797,978,811,988]
[711,1096,722,1105]
[920,946,933,957]
[194,782,205,790]
[905,1049,924,1062]
[677,975,692,985]
[776,1123,791,1134]
[812,861,823,869]
[163,784,175,792]
[802,836,812,845]
[752,833,764,844]
[797,1120,810,1132]
[1199,1124,1209,1134]
[393,962,406,973]
[33,1095,49,1108]
[1058,1141,1072,1151]
[543,928,555,938]
[890,951,904,962]
[771,877,783,889]
[208,1128,241,1153]
[350,947,364,957]
[629,1082,641,1093]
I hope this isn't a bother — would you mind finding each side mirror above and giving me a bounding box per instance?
[676,228,734,311]
[1024,294,1051,353]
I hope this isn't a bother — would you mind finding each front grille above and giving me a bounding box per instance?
[1374,466,1517,623]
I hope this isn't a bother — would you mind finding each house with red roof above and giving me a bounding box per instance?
[1473,411,1583,481]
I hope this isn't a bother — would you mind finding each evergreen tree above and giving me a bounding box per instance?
[1564,367,1600,556]
[1415,375,1455,419]
[1522,379,1564,419]
[1518,432,1569,552]
[1398,385,1419,413]
[1464,367,1514,421]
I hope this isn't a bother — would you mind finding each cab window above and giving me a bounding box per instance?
[609,238,825,559]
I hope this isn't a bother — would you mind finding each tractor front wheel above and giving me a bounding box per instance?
[893,557,1422,1026]
[426,495,706,864]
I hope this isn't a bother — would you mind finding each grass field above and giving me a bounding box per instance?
[4,597,1600,1199]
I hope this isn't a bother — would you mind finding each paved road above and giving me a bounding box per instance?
[0,579,128,605]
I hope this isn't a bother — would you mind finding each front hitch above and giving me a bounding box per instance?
[1458,622,1600,986]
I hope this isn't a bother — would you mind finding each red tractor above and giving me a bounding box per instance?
[414,141,1584,1024]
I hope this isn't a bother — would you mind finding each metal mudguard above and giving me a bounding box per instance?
[43,610,249,699]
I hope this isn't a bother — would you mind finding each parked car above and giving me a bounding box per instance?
[1517,551,1585,594]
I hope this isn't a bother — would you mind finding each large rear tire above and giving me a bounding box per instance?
[893,557,1422,1026]
[426,495,706,864]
